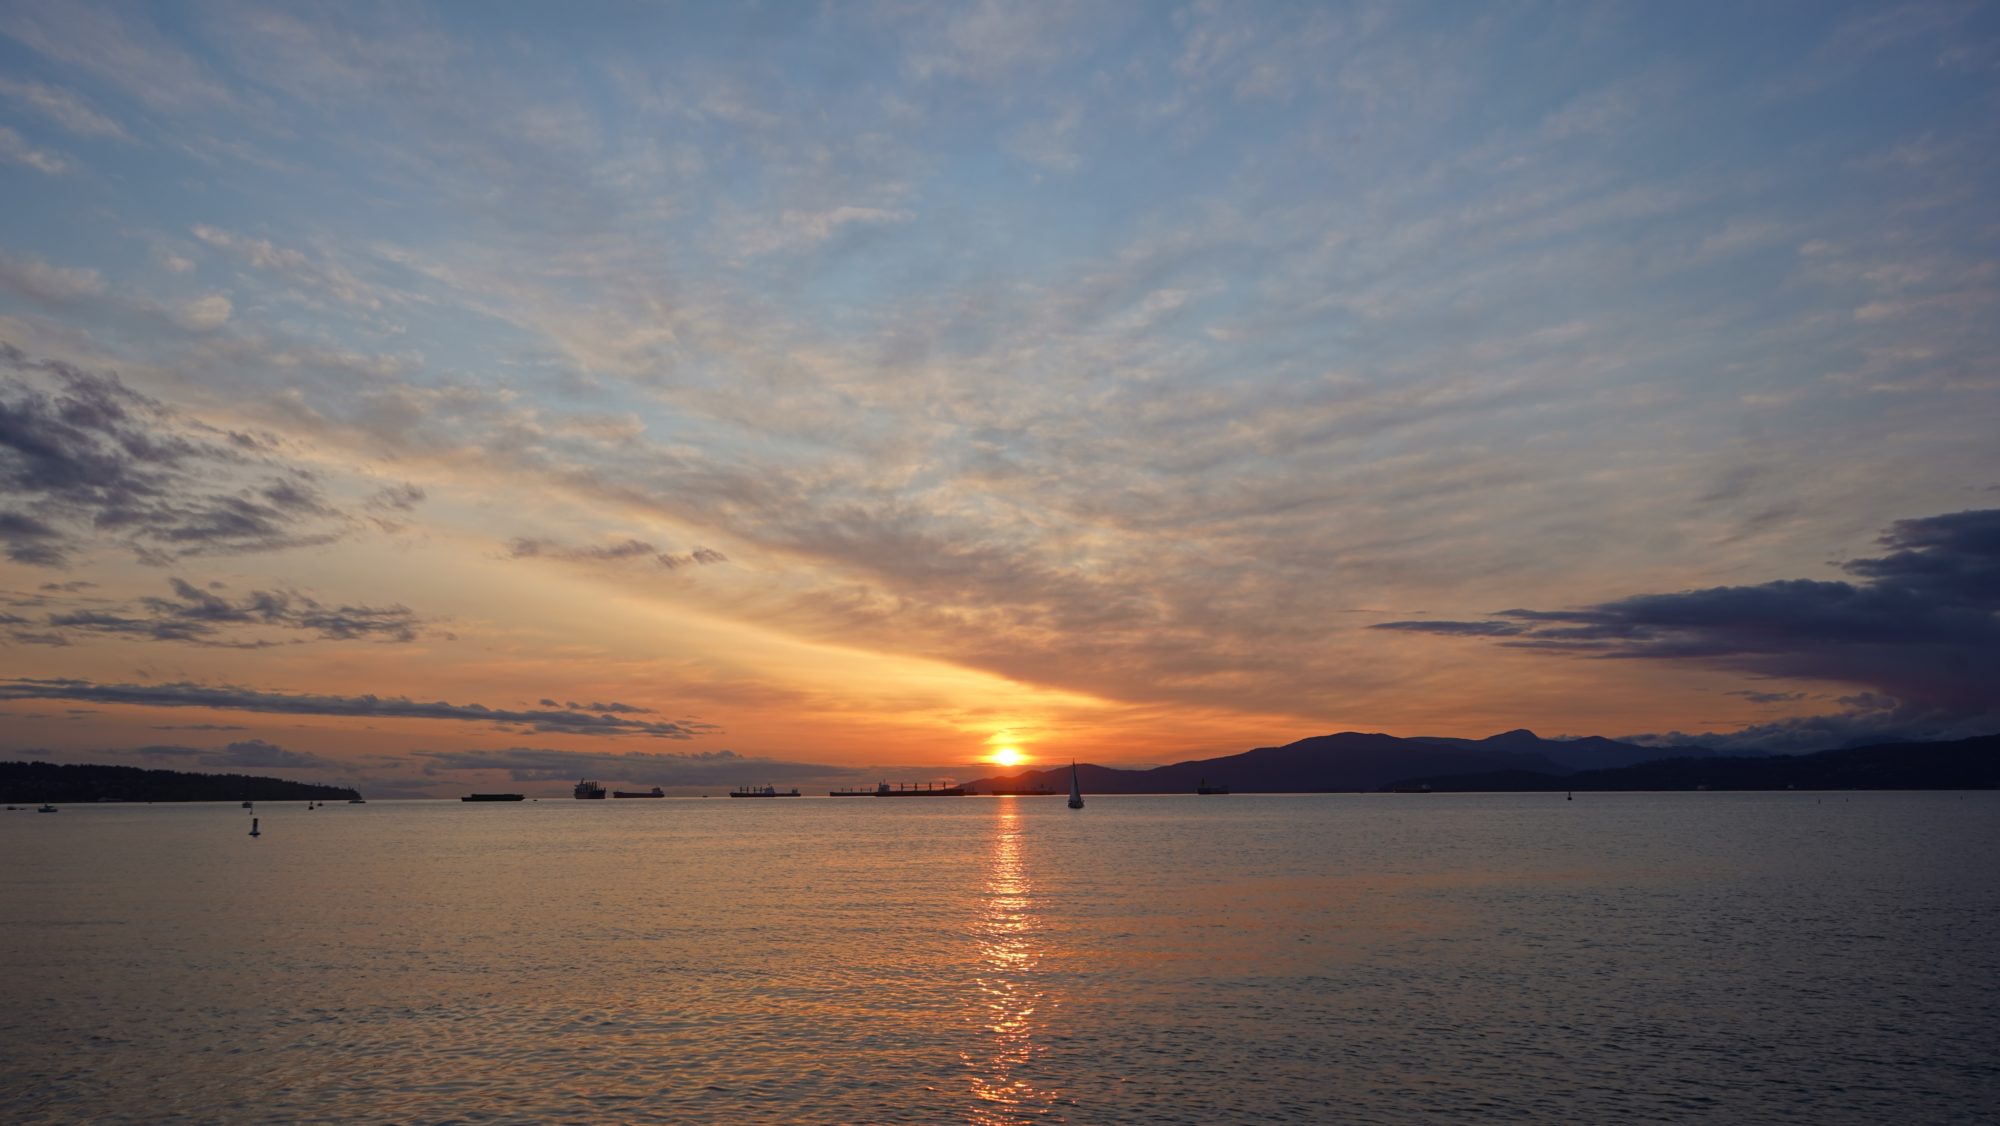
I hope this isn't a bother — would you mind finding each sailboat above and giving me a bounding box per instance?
[1067,761,1084,809]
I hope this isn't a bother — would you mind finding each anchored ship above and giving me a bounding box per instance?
[828,781,970,797]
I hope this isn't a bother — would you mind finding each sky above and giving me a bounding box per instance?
[1,1,1996,797]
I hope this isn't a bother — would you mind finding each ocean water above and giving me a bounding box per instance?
[3,792,1997,1124]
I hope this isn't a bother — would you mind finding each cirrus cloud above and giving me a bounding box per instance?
[0,678,718,739]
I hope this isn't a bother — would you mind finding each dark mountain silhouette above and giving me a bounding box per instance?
[1390,734,2000,792]
[1409,729,1726,771]
[0,761,360,804]
[971,731,1585,794]
[964,728,1998,794]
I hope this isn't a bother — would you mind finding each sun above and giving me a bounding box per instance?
[989,746,1025,768]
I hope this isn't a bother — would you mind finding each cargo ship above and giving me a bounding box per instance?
[461,793,525,802]
[730,785,801,797]
[614,787,665,798]
[829,781,970,797]
[575,779,606,799]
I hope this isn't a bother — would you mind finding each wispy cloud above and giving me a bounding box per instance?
[0,678,718,739]
[0,2,240,111]
[5,576,434,648]
[190,226,385,311]
[0,77,129,139]
[0,125,75,173]
[506,536,725,571]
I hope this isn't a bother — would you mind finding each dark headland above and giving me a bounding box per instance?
[1,761,360,804]
[968,731,2000,794]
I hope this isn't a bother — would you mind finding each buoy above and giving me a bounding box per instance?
[249,817,261,838]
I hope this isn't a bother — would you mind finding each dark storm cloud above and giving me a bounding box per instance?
[0,678,718,739]
[1374,509,2000,747]
[0,344,346,565]
[5,577,432,647]
[506,536,726,569]
[411,745,858,786]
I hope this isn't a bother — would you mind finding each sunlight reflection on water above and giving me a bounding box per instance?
[964,801,1062,1123]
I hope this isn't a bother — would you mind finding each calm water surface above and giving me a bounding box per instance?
[4,793,1997,1123]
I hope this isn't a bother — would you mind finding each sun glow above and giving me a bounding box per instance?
[989,747,1025,768]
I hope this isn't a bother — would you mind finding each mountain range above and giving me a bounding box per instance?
[967,729,1995,793]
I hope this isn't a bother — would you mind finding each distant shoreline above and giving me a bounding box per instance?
[1,761,359,804]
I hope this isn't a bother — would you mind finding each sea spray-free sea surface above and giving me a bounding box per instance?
[4,793,1997,1123]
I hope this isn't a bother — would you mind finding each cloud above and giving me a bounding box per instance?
[736,205,917,257]
[5,576,433,647]
[0,125,73,174]
[0,511,67,566]
[201,737,338,770]
[0,4,240,111]
[507,536,726,570]
[35,737,338,770]
[1001,104,1083,172]
[190,225,384,310]
[1375,509,2000,748]
[1727,690,1807,705]
[132,743,201,758]
[174,293,233,331]
[1371,619,1529,637]
[0,345,351,566]
[365,482,426,511]
[536,699,651,714]
[0,3,1991,754]
[0,78,129,139]
[893,0,1091,83]
[0,251,103,301]
[0,678,718,739]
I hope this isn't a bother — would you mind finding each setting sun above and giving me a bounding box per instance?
[989,747,1025,768]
